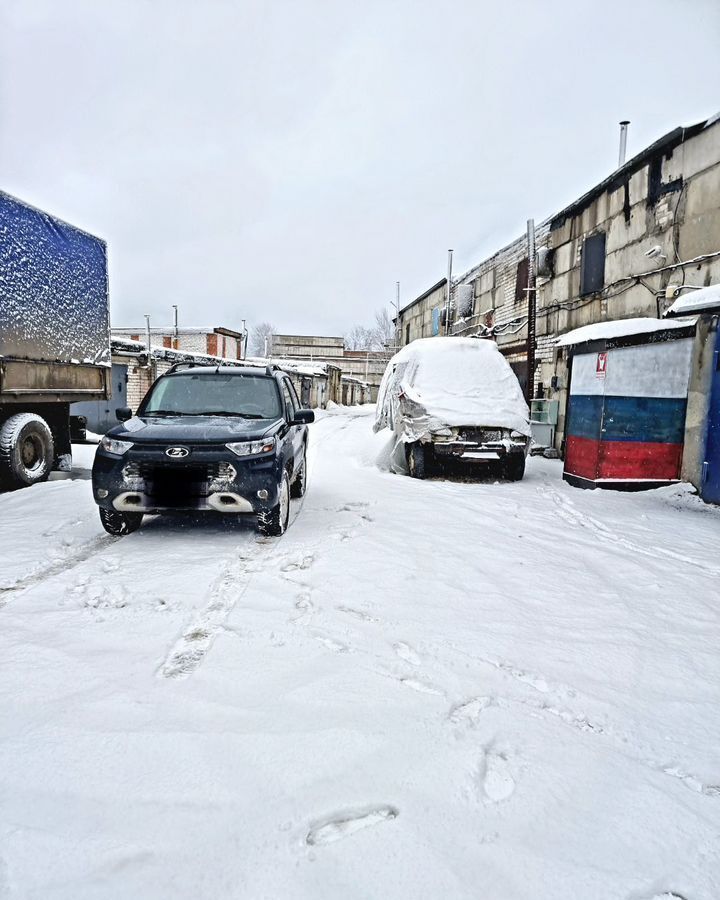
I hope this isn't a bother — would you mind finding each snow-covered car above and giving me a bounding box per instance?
[374,337,531,479]
[92,364,313,536]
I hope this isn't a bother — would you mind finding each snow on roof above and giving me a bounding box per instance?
[555,316,697,347]
[664,283,720,317]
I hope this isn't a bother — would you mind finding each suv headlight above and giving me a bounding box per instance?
[101,436,134,455]
[225,436,276,457]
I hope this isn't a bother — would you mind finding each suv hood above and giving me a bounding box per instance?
[107,415,281,444]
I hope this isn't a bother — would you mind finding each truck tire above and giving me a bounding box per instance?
[257,470,290,536]
[99,508,144,536]
[407,442,426,479]
[0,413,55,489]
[502,453,526,482]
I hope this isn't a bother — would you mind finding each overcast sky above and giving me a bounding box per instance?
[2,0,719,336]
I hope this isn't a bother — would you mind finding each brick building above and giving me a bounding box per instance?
[111,326,245,361]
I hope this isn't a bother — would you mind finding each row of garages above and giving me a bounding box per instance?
[71,340,372,436]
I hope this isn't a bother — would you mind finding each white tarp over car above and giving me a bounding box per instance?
[374,336,530,441]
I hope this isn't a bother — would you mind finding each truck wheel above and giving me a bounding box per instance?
[99,508,144,536]
[0,413,55,489]
[257,471,290,536]
[407,442,426,479]
[502,454,526,482]
[290,456,307,498]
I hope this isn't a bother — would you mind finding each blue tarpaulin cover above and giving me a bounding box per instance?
[0,191,109,365]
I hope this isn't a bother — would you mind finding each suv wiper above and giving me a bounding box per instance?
[203,411,265,419]
[143,409,193,417]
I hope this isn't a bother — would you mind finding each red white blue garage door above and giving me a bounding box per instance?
[564,337,693,487]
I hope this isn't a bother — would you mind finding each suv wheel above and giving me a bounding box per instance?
[99,508,144,536]
[258,470,290,536]
[290,455,307,499]
[407,442,426,479]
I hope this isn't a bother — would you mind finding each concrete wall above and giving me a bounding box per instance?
[272,334,345,359]
[682,315,719,488]
[398,281,447,345]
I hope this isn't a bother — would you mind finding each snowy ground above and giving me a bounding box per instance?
[1,405,719,900]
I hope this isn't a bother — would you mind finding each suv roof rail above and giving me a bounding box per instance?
[265,364,279,376]
[165,361,213,374]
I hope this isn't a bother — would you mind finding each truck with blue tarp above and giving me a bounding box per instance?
[0,190,110,489]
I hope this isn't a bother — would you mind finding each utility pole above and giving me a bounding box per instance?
[395,280,401,350]
[445,250,454,335]
[525,219,536,403]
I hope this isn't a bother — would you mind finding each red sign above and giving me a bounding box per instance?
[596,352,608,378]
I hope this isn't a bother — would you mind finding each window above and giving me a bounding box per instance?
[282,379,298,418]
[515,257,529,303]
[405,324,411,345]
[286,378,301,410]
[580,232,606,296]
[141,374,282,419]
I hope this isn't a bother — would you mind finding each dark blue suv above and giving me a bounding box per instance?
[92,364,314,537]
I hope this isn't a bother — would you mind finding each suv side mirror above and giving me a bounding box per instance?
[116,406,133,422]
[293,409,315,425]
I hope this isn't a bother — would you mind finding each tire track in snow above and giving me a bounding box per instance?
[0,534,116,606]
[539,484,720,577]
[159,540,267,679]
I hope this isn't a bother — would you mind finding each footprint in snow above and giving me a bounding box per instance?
[480,753,516,803]
[400,677,444,697]
[306,805,398,846]
[394,642,421,666]
[336,606,378,623]
[315,635,350,654]
[449,696,494,724]
[281,555,315,573]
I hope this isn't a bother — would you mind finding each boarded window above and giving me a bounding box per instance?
[580,232,606,296]
[515,258,529,303]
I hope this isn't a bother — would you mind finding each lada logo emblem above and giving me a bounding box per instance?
[165,446,189,458]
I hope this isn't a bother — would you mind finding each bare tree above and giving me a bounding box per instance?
[250,322,276,357]
[371,308,394,350]
[344,325,375,351]
[345,309,395,352]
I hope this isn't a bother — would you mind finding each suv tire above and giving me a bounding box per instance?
[407,442,426,479]
[258,470,290,536]
[0,413,54,489]
[290,455,307,499]
[99,508,144,536]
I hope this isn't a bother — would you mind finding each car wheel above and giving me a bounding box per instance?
[99,507,144,536]
[0,413,55,489]
[290,455,307,498]
[258,470,291,536]
[407,442,426,479]
[502,454,525,481]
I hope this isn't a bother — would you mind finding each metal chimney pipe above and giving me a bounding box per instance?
[445,249,454,335]
[618,120,630,167]
[144,314,151,354]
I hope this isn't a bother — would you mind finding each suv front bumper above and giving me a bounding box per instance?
[92,446,282,515]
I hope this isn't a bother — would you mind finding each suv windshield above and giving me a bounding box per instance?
[141,373,283,418]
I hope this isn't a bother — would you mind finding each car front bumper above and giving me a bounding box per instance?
[92,446,282,514]
[430,438,528,460]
